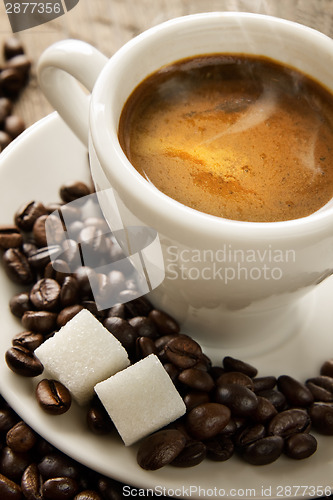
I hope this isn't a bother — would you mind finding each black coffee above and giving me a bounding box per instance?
[119,54,333,222]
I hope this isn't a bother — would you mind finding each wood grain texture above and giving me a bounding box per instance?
[0,0,332,126]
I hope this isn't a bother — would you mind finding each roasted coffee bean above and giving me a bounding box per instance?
[234,424,266,448]
[204,435,234,462]
[61,239,81,269]
[108,244,126,267]
[223,356,258,378]
[6,421,36,453]
[103,317,137,352]
[148,309,180,335]
[306,381,333,402]
[74,267,98,296]
[5,346,43,377]
[321,359,333,378]
[306,375,333,402]
[108,270,126,295]
[60,276,80,307]
[186,403,231,440]
[22,242,38,258]
[3,248,34,285]
[277,375,314,407]
[38,454,80,480]
[79,227,109,259]
[56,305,83,328]
[267,408,311,437]
[4,115,25,139]
[183,391,210,411]
[36,380,71,416]
[155,334,178,352]
[45,260,71,285]
[28,246,61,271]
[0,68,24,97]
[0,97,12,124]
[30,279,61,312]
[0,407,19,433]
[256,388,287,411]
[67,221,84,240]
[308,375,333,392]
[123,295,152,317]
[242,436,284,465]
[215,383,258,417]
[124,278,137,290]
[162,363,179,383]
[308,402,333,435]
[33,215,63,248]
[284,433,317,460]
[0,225,22,250]
[22,310,57,334]
[44,202,63,214]
[252,396,278,423]
[5,55,31,80]
[219,417,239,437]
[59,181,91,203]
[14,201,47,232]
[194,353,212,372]
[74,491,102,500]
[94,274,112,304]
[253,376,277,393]
[137,429,186,470]
[42,477,79,499]
[107,303,126,319]
[164,335,202,369]
[84,217,109,232]
[21,463,43,500]
[12,331,44,353]
[217,371,254,390]
[9,292,32,318]
[135,336,158,359]
[86,401,114,435]
[4,36,24,59]
[0,446,30,482]
[0,472,23,500]
[0,130,12,150]
[128,316,158,339]
[170,440,206,468]
[96,476,123,500]
[178,368,214,392]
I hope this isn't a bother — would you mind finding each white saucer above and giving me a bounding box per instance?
[0,113,333,499]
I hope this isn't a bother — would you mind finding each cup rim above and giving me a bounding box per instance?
[90,11,333,239]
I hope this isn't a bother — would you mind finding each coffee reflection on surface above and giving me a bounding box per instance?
[118,55,333,222]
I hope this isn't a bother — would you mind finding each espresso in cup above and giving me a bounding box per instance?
[119,54,333,222]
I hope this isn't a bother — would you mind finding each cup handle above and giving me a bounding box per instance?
[37,40,108,147]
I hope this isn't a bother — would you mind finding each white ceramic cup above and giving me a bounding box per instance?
[37,12,333,356]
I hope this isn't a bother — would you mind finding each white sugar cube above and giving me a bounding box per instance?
[35,309,130,405]
[94,353,186,446]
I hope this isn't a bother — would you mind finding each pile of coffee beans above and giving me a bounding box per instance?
[1,178,333,480]
[0,36,31,151]
[0,393,135,499]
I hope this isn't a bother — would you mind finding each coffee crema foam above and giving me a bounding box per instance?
[118,55,333,222]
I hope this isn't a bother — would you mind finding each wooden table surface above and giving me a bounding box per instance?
[0,0,333,128]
